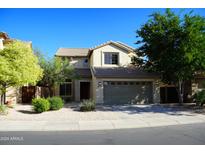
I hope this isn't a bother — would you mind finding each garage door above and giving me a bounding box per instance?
[103,81,153,105]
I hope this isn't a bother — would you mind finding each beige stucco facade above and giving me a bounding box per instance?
[88,43,160,104]
[54,42,161,104]
[5,87,21,104]
[0,38,4,50]
[70,57,89,68]
[90,44,135,67]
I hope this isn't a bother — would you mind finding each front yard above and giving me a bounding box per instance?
[1,103,205,122]
[1,103,205,131]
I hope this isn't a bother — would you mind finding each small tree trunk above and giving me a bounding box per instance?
[48,86,53,97]
[0,84,7,105]
[0,91,6,105]
[3,92,6,104]
[178,80,184,105]
[0,94,3,105]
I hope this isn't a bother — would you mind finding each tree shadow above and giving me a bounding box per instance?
[193,108,205,115]
[96,104,196,116]
[61,102,196,116]
[63,102,81,111]
[17,110,37,114]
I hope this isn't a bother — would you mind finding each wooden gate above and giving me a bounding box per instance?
[22,86,36,103]
[160,86,179,103]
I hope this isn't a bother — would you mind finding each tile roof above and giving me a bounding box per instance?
[55,41,136,57]
[56,48,89,57]
[92,67,160,79]
[0,32,9,39]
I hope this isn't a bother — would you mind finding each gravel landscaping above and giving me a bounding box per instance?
[1,103,205,122]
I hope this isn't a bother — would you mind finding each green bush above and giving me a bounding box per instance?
[194,90,205,106]
[0,105,8,115]
[48,96,64,110]
[80,99,96,112]
[32,98,50,113]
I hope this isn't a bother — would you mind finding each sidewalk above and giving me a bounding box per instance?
[1,115,205,131]
[1,104,205,131]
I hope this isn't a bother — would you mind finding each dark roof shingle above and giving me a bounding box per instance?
[74,68,92,78]
[92,67,160,79]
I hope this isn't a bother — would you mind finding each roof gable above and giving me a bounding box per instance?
[90,41,134,52]
[55,41,136,57]
[88,41,136,57]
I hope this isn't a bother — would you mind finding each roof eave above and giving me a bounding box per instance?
[94,75,160,79]
[0,32,9,40]
[90,41,134,52]
[55,55,88,57]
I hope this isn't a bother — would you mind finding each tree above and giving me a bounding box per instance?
[36,51,75,97]
[134,9,205,103]
[0,41,43,104]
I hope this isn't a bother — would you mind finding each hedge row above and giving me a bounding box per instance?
[32,96,64,113]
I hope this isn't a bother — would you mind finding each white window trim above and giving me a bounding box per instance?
[103,52,119,66]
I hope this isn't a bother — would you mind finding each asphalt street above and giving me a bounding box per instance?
[1,123,205,145]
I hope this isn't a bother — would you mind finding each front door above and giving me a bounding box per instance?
[80,82,90,100]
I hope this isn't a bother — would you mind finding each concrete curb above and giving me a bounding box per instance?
[0,118,205,131]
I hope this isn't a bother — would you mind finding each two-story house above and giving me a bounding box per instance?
[1,34,204,105]
[1,30,204,105]
[55,41,160,105]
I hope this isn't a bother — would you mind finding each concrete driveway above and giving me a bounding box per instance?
[0,103,205,131]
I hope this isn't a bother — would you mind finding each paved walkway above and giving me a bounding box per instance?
[0,104,205,131]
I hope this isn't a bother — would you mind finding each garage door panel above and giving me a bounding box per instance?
[104,81,153,105]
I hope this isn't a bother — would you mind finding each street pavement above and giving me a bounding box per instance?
[1,123,205,145]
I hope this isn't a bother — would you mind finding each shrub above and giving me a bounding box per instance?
[48,96,64,110]
[194,90,205,106]
[32,98,50,113]
[0,105,8,115]
[80,99,96,112]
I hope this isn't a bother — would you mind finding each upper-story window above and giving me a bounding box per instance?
[84,58,88,63]
[83,58,88,66]
[104,52,119,65]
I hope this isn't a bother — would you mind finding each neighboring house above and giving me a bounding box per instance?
[0,32,32,104]
[55,41,161,105]
[0,32,9,49]
[0,32,18,104]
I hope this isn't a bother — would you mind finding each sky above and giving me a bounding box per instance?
[0,8,205,58]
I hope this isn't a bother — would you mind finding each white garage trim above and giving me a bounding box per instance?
[94,78,160,104]
[103,81,153,105]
